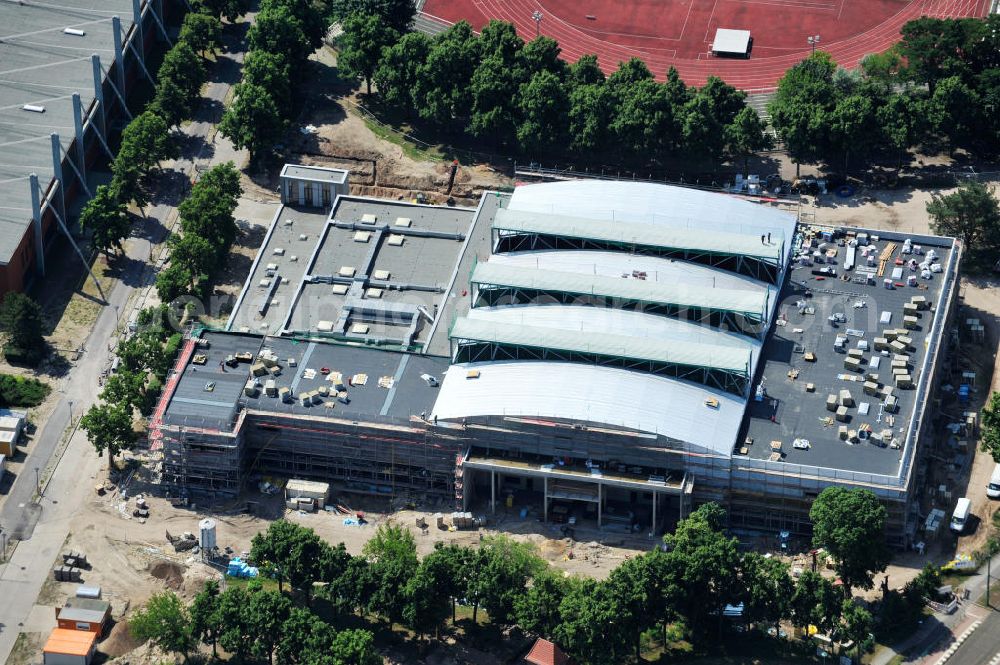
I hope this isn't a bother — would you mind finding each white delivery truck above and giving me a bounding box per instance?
[950,497,971,533]
[987,464,1000,500]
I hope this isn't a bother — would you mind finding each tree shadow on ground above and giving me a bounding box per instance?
[148,168,194,208]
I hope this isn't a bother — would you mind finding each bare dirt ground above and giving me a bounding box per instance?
[287,47,513,207]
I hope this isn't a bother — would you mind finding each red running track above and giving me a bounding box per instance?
[420,0,990,89]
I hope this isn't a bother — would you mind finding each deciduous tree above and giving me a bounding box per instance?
[926,180,1000,266]
[129,591,194,660]
[337,13,399,96]
[219,83,285,161]
[192,0,250,22]
[80,402,135,467]
[0,292,46,364]
[790,570,842,634]
[242,50,292,113]
[332,0,416,33]
[413,21,479,125]
[840,599,873,662]
[514,568,571,639]
[80,184,130,256]
[768,52,838,171]
[517,69,569,153]
[725,107,773,176]
[739,552,793,628]
[980,391,1000,463]
[190,580,223,657]
[373,32,431,112]
[249,3,313,66]
[363,523,418,624]
[810,487,890,594]
[180,12,223,55]
[466,535,544,626]
[247,587,291,665]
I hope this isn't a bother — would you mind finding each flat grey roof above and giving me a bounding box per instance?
[280,164,348,184]
[161,331,264,431]
[743,231,955,476]
[231,196,478,352]
[241,336,448,422]
[162,330,450,429]
[0,0,137,264]
[227,205,331,335]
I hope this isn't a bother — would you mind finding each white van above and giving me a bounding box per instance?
[987,464,1000,500]
[950,497,971,533]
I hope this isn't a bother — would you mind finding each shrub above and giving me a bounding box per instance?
[0,373,51,407]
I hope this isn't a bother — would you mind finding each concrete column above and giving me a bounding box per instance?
[490,469,495,514]
[543,476,548,522]
[28,174,45,277]
[298,181,305,206]
[50,134,66,225]
[132,0,146,72]
[652,492,657,534]
[112,16,127,98]
[597,484,602,528]
[71,93,86,183]
[90,55,106,139]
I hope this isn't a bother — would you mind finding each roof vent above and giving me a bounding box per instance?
[22,104,45,113]
[63,28,85,36]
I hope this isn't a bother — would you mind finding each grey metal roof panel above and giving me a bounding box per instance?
[450,316,752,373]
[493,207,784,262]
[472,260,768,316]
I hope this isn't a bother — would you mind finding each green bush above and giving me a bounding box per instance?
[0,373,51,407]
[141,374,164,416]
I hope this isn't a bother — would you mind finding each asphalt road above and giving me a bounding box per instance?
[946,608,1000,665]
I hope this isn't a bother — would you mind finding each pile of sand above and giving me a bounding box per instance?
[147,561,184,590]
[99,621,145,658]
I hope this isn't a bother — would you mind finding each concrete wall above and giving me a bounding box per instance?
[280,175,349,209]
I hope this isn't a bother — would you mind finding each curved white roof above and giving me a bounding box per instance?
[490,250,771,293]
[495,208,784,262]
[471,261,768,318]
[467,305,760,359]
[450,316,751,374]
[432,361,743,456]
[508,180,797,243]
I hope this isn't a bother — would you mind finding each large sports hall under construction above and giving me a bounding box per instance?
[152,167,961,546]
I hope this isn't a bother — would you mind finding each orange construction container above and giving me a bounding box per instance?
[42,628,96,665]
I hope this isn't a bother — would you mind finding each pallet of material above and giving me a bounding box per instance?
[838,389,854,406]
[877,242,897,277]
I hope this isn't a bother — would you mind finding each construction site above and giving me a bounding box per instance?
[149,167,962,546]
